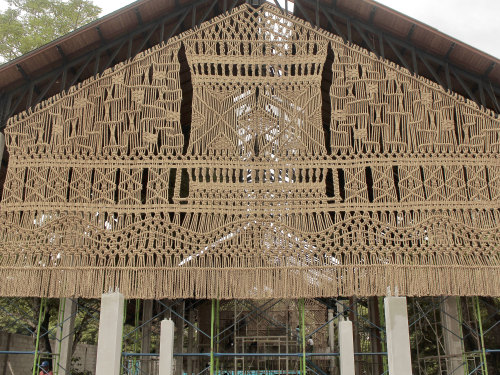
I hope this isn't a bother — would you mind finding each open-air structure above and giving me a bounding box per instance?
[0,0,499,374]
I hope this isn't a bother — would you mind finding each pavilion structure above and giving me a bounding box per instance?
[0,1,498,375]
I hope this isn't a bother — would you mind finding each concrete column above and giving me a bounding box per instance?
[441,297,465,375]
[56,298,77,375]
[384,297,412,375]
[338,319,355,375]
[336,300,347,320]
[159,319,175,375]
[96,292,124,375]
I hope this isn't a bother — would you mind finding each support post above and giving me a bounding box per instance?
[384,297,412,375]
[95,292,124,375]
[160,319,175,375]
[350,297,362,375]
[56,298,76,375]
[32,298,46,375]
[441,297,466,375]
[338,318,355,375]
[174,301,185,375]
[475,297,489,375]
[187,308,195,375]
[327,308,337,375]
[300,298,306,375]
[210,299,215,375]
[198,302,211,374]
[368,297,384,374]
[141,299,153,374]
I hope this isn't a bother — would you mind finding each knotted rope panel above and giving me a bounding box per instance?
[0,4,498,298]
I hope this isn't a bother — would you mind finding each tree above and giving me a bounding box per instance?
[0,0,101,62]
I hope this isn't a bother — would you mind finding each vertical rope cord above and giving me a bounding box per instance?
[32,298,46,375]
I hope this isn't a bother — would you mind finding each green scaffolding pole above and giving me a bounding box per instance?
[475,297,489,375]
[216,299,220,375]
[210,299,215,375]
[378,297,388,374]
[32,298,47,375]
[122,298,127,373]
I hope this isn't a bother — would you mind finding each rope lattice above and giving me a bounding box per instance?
[0,4,499,298]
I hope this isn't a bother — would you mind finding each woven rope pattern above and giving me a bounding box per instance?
[0,4,499,298]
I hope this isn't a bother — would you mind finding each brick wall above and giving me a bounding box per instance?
[0,331,97,374]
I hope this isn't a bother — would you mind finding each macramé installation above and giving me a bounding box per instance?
[0,4,498,298]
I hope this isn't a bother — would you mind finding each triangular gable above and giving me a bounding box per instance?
[0,3,498,298]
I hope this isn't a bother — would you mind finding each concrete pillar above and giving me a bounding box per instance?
[96,292,124,375]
[384,297,412,375]
[159,319,175,375]
[441,297,465,375]
[338,319,355,375]
[336,300,346,320]
[56,298,77,375]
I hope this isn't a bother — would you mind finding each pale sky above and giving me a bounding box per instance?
[1,0,499,59]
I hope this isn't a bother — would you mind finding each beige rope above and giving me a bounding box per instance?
[0,3,498,298]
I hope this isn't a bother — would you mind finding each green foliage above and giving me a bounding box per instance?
[0,0,101,62]
[0,297,58,335]
[72,300,100,346]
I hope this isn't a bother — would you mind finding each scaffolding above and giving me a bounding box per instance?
[0,296,498,375]
[408,296,500,375]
